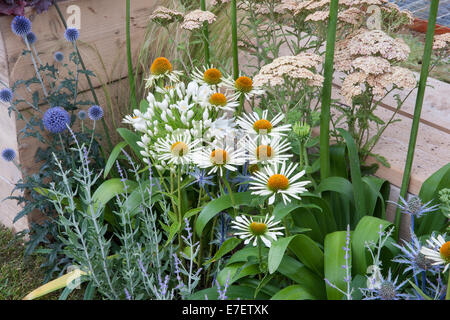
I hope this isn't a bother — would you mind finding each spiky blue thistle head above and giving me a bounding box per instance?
[77,110,87,120]
[43,107,70,134]
[1,148,16,162]
[64,28,79,42]
[0,88,13,103]
[11,16,32,37]
[53,51,64,62]
[25,32,37,44]
[88,105,104,121]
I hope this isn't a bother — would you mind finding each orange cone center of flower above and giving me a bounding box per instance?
[249,222,267,236]
[209,93,227,106]
[235,76,253,93]
[253,119,273,133]
[256,145,273,161]
[267,174,289,191]
[249,164,260,174]
[203,68,222,85]
[151,57,173,75]
[440,241,450,262]
[171,142,189,156]
[132,116,139,119]
[210,149,228,165]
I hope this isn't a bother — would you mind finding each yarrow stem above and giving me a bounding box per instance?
[200,0,211,65]
[230,0,239,80]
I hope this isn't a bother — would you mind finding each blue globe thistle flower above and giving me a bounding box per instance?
[43,107,70,134]
[53,51,64,62]
[11,16,32,37]
[1,148,16,162]
[25,32,37,44]
[0,88,13,103]
[77,110,87,120]
[88,105,104,121]
[64,28,79,42]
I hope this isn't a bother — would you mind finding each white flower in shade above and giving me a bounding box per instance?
[250,162,310,205]
[192,143,245,175]
[204,116,238,144]
[420,234,450,273]
[223,75,265,100]
[201,91,240,113]
[246,136,292,165]
[123,110,149,133]
[154,133,200,166]
[192,66,230,88]
[237,110,291,142]
[231,214,284,248]
[145,57,183,88]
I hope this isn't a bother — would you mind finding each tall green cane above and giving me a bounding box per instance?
[319,0,339,180]
[231,0,239,80]
[394,0,440,240]
[200,0,211,65]
[126,0,138,111]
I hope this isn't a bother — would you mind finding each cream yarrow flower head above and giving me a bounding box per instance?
[420,234,450,273]
[232,214,284,248]
[250,162,310,205]
[145,57,183,88]
[149,6,183,26]
[181,9,216,31]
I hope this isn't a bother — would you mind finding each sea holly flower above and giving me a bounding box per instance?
[43,107,70,134]
[237,110,291,143]
[154,133,200,166]
[231,214,284,248]
[362,269,411,300]
[193,144,246,176]
[249,161,309,205]
[420,234,450,273]
[145,57,182,88]
[223,75,264,100]
[246,136,292,166]
[390,195,440,219]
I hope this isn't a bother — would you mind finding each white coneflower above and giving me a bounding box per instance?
[231,214,284,248]
[223,75,265,100]
[123,110,149,133]
[250,161,310,205]
[192,143,245,175]
[246,136,292,166]
[420,234,450,273]
[192,66,230,87]
[201,91,239,112]
[145,57,183,88]
[154,133,200,166]
[237,110,291,142]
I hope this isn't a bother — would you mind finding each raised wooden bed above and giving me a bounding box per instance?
[0,0,157,232]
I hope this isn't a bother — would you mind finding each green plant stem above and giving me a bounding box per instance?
[446,270,450,300]
[24,37,48,98]
[200,0,211,65]
[222,172,236,208]
[394,0,440,239]
[54,3,113,152]
[126,0,138,111]
[319,0,338,181]
[230,0,239,80]
[177,166,183,248]
[258,238,263,279]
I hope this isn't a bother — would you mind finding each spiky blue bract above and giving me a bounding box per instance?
[11,16,32,36]
[64,28,79,42]
[1,148,16,162]
[88,105,104,121]
[25,32,37,44]
[43,107,70,134]
[0,88,13,103]
[53,51,64,62]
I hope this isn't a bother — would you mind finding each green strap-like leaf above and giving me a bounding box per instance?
[204,238,242,265]
[271,285,316,300]
[103,141,128,179]
[116,128,142,159]
[324,231,350,300]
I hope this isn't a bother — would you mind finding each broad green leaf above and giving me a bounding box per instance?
[324,231,350,300]
[92,178,138,210]
[352,216,392,275]
[216,262,259,286]
[189,285,269,300]
[268,236,295,274]
[317,176,354,205]
[195,192,253,237]
[288,234,324,277]
[204,238,242,265]
[103,141,128,178]
[270,285,316,300]
[117,128,142,159]
[183,207,202,219]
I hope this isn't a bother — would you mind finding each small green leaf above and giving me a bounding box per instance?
[204,238,242,265]
[104,141,128,178]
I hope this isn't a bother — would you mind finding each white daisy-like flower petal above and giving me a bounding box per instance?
[192,142,245,176]
[237,110,291,142]
[231,214,285,248]
[246,135,292,165]
[420,234,449,273]
[154,132,200,166]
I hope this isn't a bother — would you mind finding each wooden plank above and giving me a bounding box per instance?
[0,0,156,111]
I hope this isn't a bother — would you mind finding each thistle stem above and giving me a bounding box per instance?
[24,37,48,98]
